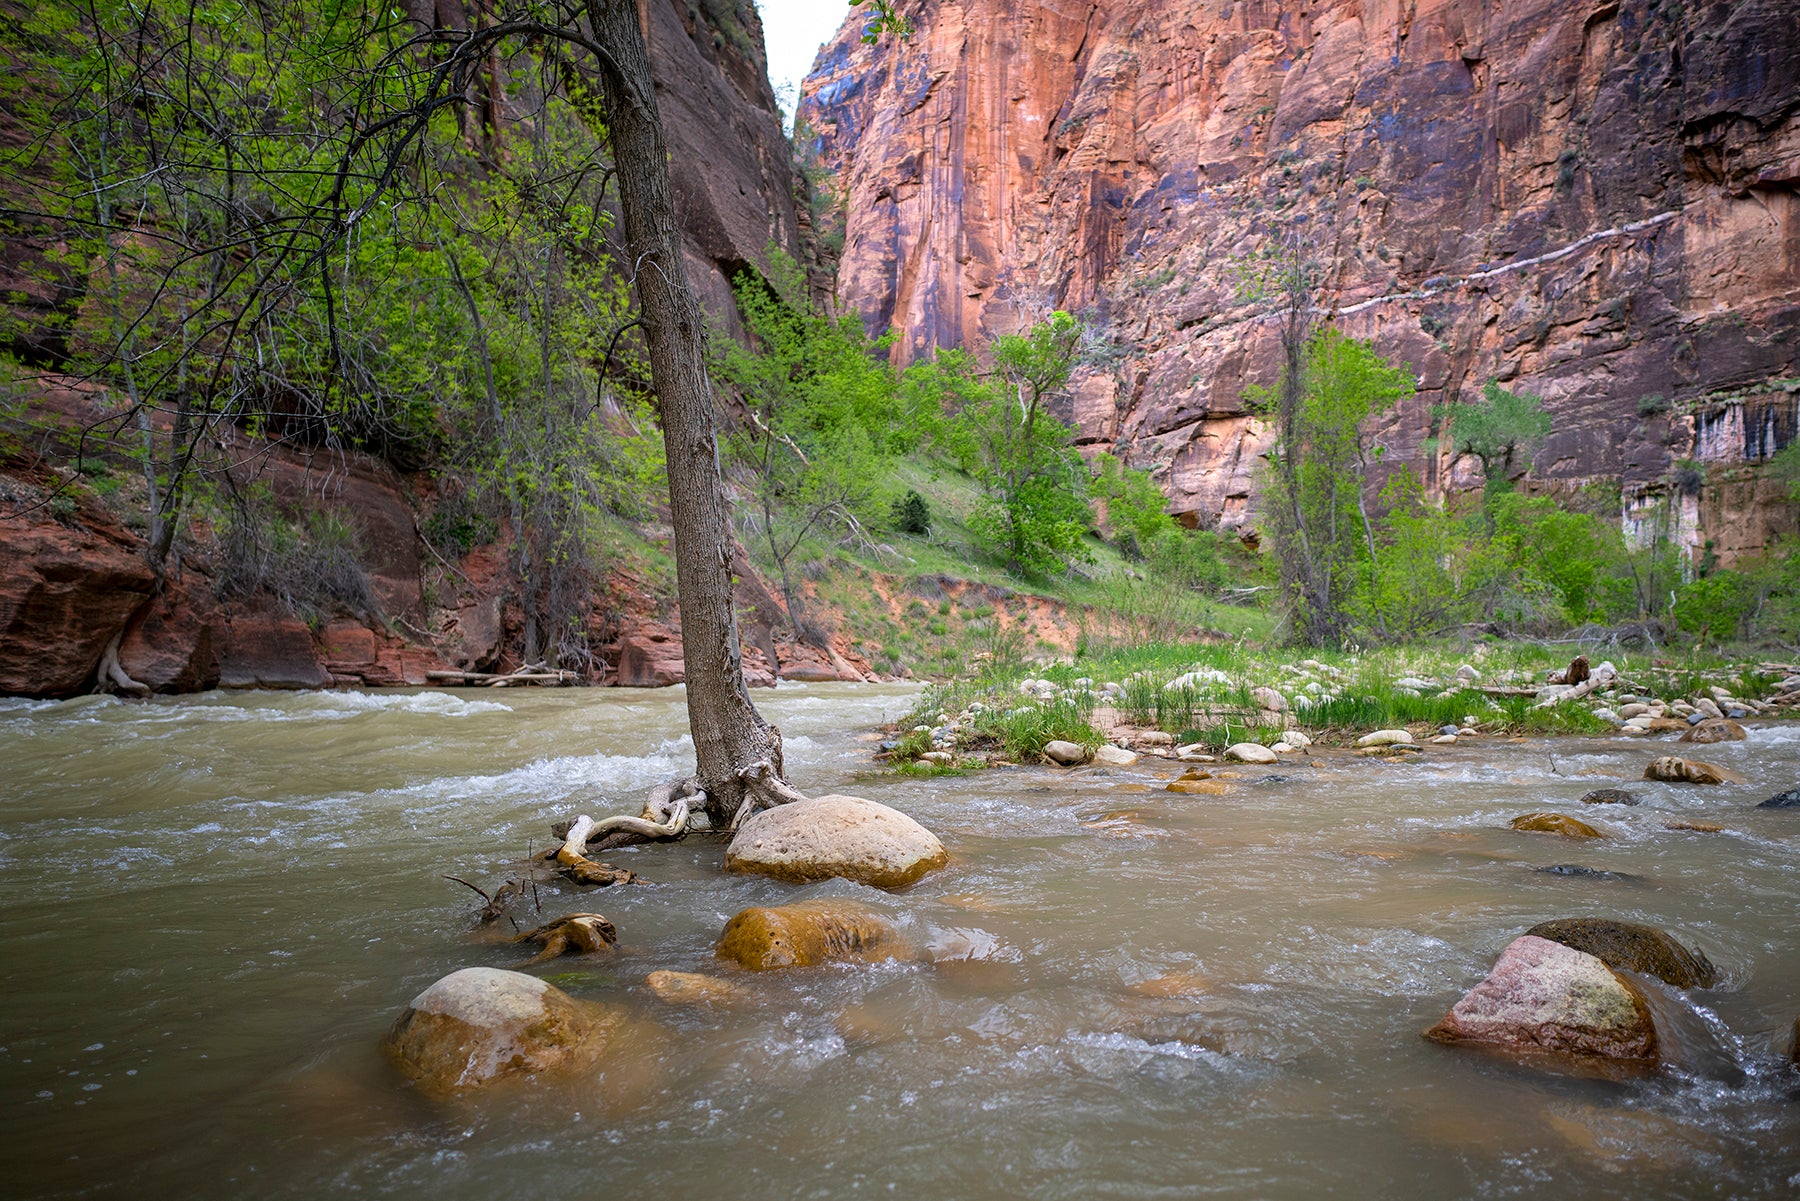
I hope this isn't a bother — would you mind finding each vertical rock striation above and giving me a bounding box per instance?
[802,0,1800,552]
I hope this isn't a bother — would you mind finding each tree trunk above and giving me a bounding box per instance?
[585,0,776,824]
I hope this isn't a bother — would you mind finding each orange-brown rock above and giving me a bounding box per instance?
[1679,718,1747,744]
[714,898,912,970]
[1645,756,1745,785]
[1511,813,1606,838]
[117,581,221,693]
[0,490,155,697]
[803,0,1800,556]
[644,969,750,1007]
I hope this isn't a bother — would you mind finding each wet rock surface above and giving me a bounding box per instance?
[381,966,617,1094]
[1523,918,1718,989]
[1680,719,1748,744]
[1757,788,1800,809]
[714,899,911,971]
[1578,788,1638,806]
[725,794,948,889]
[1425,935,1658,1065]
[1510,813,1605,838]
[1645,756,1745,785]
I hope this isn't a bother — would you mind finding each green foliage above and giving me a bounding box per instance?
[889,489,932,535]
[215,489,379,624]
[1770,441,1800,502]
[910,312,1092,576]
[1255,328,1414,647]
[1434,381,1554,495]
[1673,570,1752,645]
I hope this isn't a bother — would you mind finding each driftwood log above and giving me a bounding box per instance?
[513,913,617,963]
[555,816,636,887]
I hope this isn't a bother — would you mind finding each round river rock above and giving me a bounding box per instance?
[382,966,617,1094]
[725,794,947,889]
[1523,917,1718,989]
[715,898,911,970]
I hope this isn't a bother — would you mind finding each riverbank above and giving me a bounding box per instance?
[883,643,1800,770]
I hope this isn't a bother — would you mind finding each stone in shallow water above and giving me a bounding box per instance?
[382,967,617,1094]
[1679,718,1746,744]
[1578,788,1638,806]
[1523,917,1718,989]
[1357,729,1413,747]
[1223,742,1277,764]
[1091,744,1138,766]
[1424,935,1657,1065]
[645,970,748,1007]
[1510,812,1606,838]
[1644,756,1744,785]
[1042,739,1089,765]
[1757,788,1800,809]
[725,794,947,889]
[714,899,911,970]
[1535,864,1635,881]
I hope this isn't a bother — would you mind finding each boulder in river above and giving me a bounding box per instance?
[1424,935,1657,1066]
[1644,756,1744,785]
[1042,739,1089,765]
[1578,788,1638,806]
[1357,729,1413,747]
[1523,918,1718,988]
[1757,788,1800,809]
[714,899,911,970]
[1223,742,1277,764]
[382,966,617,1094]
[1680,718,1747,744]
[1510,813,1606,838]
[725,794,947,889]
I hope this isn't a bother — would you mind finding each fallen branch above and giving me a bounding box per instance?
[442,874,523,926]
[555,816,636,886]
[513,912,616,963]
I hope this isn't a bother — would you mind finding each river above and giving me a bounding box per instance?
[1,683,1796,1197]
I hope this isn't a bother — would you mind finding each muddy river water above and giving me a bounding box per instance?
[2,683,1797,1198]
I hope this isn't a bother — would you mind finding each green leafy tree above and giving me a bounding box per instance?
[1435,380,1554,499]
[1252,328,1413,647]
[714,250,901,640]
[925,311,1093,575]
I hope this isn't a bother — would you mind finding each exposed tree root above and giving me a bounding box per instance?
[97,629,150,697]
[513,912,617,962]
[555,816,637,886]
[729,758,809,831]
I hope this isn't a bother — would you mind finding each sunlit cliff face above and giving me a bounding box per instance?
[800,0,1800,553]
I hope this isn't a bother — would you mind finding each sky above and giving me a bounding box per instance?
[757,1,856,121]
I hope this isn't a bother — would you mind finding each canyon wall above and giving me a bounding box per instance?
[801,0,1800,558]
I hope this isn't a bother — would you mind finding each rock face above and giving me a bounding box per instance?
[1425,935,1658,1065]
[0,497,155,697]
[802,0,1800,558]
[1523,918,1718,989]
[725,794,948,889]
[381,966,616,1094]
[714,898,910,970]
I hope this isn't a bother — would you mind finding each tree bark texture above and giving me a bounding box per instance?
[585,0,775,823]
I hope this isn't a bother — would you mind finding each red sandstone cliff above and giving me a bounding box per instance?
[801,0,1800,559]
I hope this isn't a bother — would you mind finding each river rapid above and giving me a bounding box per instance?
[1,683,1796,1198]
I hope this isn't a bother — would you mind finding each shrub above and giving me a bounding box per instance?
[890,488,931,535]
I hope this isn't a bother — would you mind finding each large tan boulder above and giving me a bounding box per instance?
[381,967,618,1094]
[1425,935,1657,1066]
[725,795,947,889]
[714,899,912,970]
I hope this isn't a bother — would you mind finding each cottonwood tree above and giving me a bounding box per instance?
[1435,380,1553,502]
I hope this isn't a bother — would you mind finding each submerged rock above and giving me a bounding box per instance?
[1645,756,1744,785]
[1223,742,1277,764]
[1757,788,1800,809]
[382,966,617,1094]
[1165,769,1230,796]
[1424,935,1657,1065]
[714,899,910,970]
[1664,820,1725,833]
[645,970,749,1007]
[1536,864,1635,881]
[1680,718,1747,744]
[1578,788,1638,806]
[1523,918,1718,989]
[725,794,947,889]
[1510,813,1606,838]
